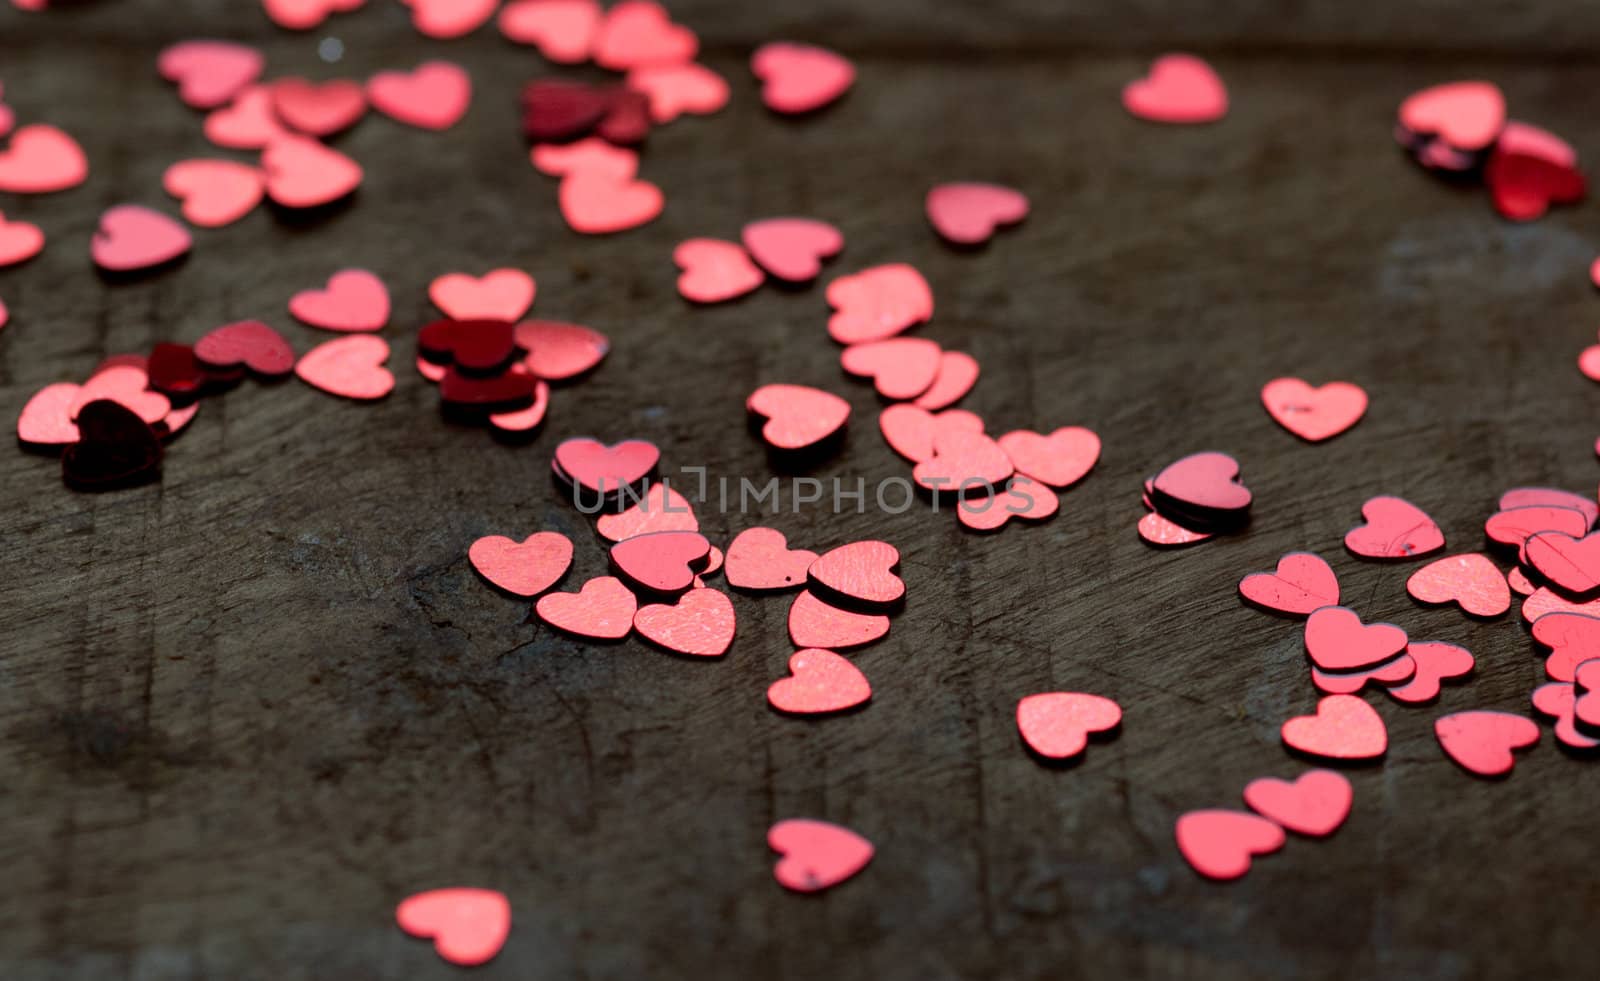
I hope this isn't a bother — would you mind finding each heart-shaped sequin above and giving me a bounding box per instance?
[768,649,870,715]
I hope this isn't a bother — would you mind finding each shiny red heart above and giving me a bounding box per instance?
[594,484,698,542]
[1260,378,1367,442]
[290,269,389,332]
[674,238,763,303]
[634,586,735,657]
[751,42,855,115]
[1485,505,1590,553]
[553,437,659,496]
[925,182,1028,246]
[1398,80,1504,152]
[724,527,816,592]
[1523,588,1600,627]
[487,380,549,436]
[558,171,662,234]
[1310,653,1415,696]
[1487,150,1585,222]
[1499,119,1577,168]
[1532,611,1600,682]
[514,320,609,380]
[768,649,870,715]
[205,86,288,150]
[1150,451,1250,519]
[396,888,510,968]
[593,1,698,71]
[1015,692,1121,760]
[194,320,295,376]
[742,217,843,283]
[746,383,850,451]
[1435,711,1539,777]
[367,61,470,131]
[438,365,536,408]
[596,88,651,145]
[271,78,367,137]
[536,575,636,639]
[1406,553,1509,617]
[162,159,264,228]
[842,337,942,401]
[997,426,1100,489]
[808,540,903,607]
[92,205,191,273]
[499,0,600,63]
[768,819,872,893]
[1137,509,1213,548]
[1242,770,1351,837]
[17,382,82,447]
[914,351,978,411]
[1238,552,1340,617]
[1174,810,1283,881]
[1344,495,1444,560]
[788,590,888,650]
[1385,641,1474,704]
[913,429,1014,495]
[1122,54,1227,124]
[1303,606,1407,672]
[419,319,518,373]
[1526,531,1600,597]
[261,135,363,208]
[431,269,535,322]
[1499,486,1598,528]
[71,363,169,424]
[1281,694,1387,761]
[468,531,573,597]
[0,125,88,194]
[958,476,1059,532]
[61,400,163,491]
[521,79,611,142]
[826,263,933,345]
[158,40,263,109]
[610,529,711,595]
[879,405,983,463]
[147,343,203,397]
[1532,682,1600,751]
[626,63,728,122]
[295,335,393,401]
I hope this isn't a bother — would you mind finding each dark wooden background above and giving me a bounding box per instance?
[4,2,1600,979]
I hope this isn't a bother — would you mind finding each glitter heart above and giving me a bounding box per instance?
[1303,606,1407,672]
[536,575,636,639]
[558,171,663,234]
[789,590,888,650]
[271,78,367,137]
[91,205,191,273]
[0,125,88,193]
[290,269,390,332]
[742,217,843,283]
[158,40,263,109]
[826,263,933,344]
[431,269,535,322]
[1238,552,1340,616]
[925,182,1028,246]
[633,586,735,657]
[1015,692,1121,761]
[1122,54,1227,124]
[261,135,362,208]
[841,337,942,400]
[1242,770,1351,837]
[626,63,728,122]
[1281,694,1388,762]
[1174,810,1283,881]
[1344,495,1444,560]
[610,529,712,596]
[593,1,697,71]
[768,649,870,715]
[367,61,471,131]
[1260,378,1368,442]
[162,159,264,228]
[808,540,903,608]
[1435,711,1539,778]
[1406,553,1509,617]
[468,531,573,597]
[674,238,763,303]
[194,320,295,377]
[514,320,610,380]
[1385,641,1474,704]
[294,335,393,400]
[724,527,817,592]
[746,383,850,451]
[395,888,510,968]
[751,42,855,115]
[499,0,601,63]
[768,819,873,892]
[958,476,1058,532]
[997,426,1100,489]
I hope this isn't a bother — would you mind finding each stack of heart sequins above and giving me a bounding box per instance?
[1138,451,1251,547]
[1397,79,1585,222]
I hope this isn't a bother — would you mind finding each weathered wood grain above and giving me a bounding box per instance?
[2,4,1600,980]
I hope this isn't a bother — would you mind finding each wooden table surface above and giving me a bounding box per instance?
[4,3,1600,979]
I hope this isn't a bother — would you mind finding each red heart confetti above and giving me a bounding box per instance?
[559,171,663,234]
[537,575,636,640]
[724,527,816,592]
[842,337,942,401]
[92,205,191,273]
[1485,505,1590,554]
[1304,606,1407,672]
[610,530,712,596]
[408,0,499,39]
[1260,378,1368,442]
[294,335,393,401]
[162,159,264,228]
[768,649,871,716]
[594,484,698,542]
[1435,711,1540,778]
[61,400,163,491]
[1531,682,1600,752]
[531,137,638,181]
[1532,612,1600,682]
[0,124,88,193]
[826,263,933,345]
[420,319,518,373]
[1344,495,1445,560]
[157,40,264,110]
[925,182,1028,246]
[1310,653,1415,696]
[768,819,873,893]
[595,88,652,146]
[395,888,510,968]
[206,86,289,149]
[263,0,365,31]
[1499,486,1598,528]
[1015,692,1122,761]
[674,238,763,304]
[194,320,295,377]
[367,61,471,131]
[593,1,697,72]
[1174,810,1283,881]
[913,351,979,411]
[0,211,45,266]
[1242,770,1352,837]
[1573,660,1600,729]
[751,42,855,115]
[468,532,573,597]
[997,426,1100,489]
[147,343,204,398]
[1123,54,1227,124]
[746,383,850,452]
[514,320,610,380]
[554,437,659,497]
[1137,509,1214,548]
[1281,694,1388,762]
[913,429,1014,496]
[499,0,601,63]
[958,476,1059,532]
[879,405,984,463]
[634,586,735,657]
[271,78,367,138]
[627,63,728,123]
[1406,553,1509,618]
[17,383,83,448]
[72,362,170,425]
[431,268,535,323]
[1487,150,1585,221]
[1523,587,1600,626]
[290,269,390,332]
[261,135,362,209]
[521,79,612,142]
[1150,451,1251,526]
[808,540,903,608]
[1398,80,1505,153]
[1525,531,1600,598]
[1385,641,1474,704]
[487,379,550,436]
[1239,552,1340,617]
[789,590,889,650]
[742,217,843,284]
